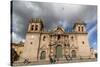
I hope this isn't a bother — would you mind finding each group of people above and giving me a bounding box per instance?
[49,56,56,64]
[23,55,73,64]
[49,55,72,64]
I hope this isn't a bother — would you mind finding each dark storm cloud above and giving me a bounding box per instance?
[12,1,97,43]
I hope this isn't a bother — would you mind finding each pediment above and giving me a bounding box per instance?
[54,26,64,34]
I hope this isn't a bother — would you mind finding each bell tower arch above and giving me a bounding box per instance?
[28,18,44,32]
[73,19,86,33]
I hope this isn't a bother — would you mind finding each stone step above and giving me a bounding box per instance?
[13,58,97,66]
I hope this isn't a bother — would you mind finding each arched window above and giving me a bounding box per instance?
[43,36,46,41]
[40,51,46,60]
[30,42,33,45]
[82,41,84,44]
[71,36,74,40]
[31,25,34,30]
[35,25,38,30]
[58,35,60,40]
[82,26,84,32]
[78,26,80,31]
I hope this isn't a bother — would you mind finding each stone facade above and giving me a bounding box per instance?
[20,18,95,62]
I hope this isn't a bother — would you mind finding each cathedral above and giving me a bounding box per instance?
[19,18,95,64]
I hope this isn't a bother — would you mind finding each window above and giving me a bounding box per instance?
[71,36,74,40]
[78,26,80,31]
[43,36,46,41]
[19,51,22,54]
[82,41,84,44]
[31,25,34,30]
[30,42,33,44]
[64,44,66,46]
[58,35,60,40]
[35,25,38,30]
[82,27,84,32]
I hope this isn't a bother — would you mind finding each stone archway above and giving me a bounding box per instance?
[56,45,62,58]
[71,50,76,58]
[40,51,46,60]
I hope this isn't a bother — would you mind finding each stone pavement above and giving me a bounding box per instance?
[13,58,97,66]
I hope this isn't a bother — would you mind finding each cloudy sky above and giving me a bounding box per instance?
[11,1,97,50]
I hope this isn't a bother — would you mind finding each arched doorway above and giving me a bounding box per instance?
[56,45,62,58]
[71,50,76,58]
[40,51,46,60]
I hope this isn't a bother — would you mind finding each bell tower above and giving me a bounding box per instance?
[28,18,44,32]
[21,18,44,62]
[73,19,92,58]
[73,19,86,33]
